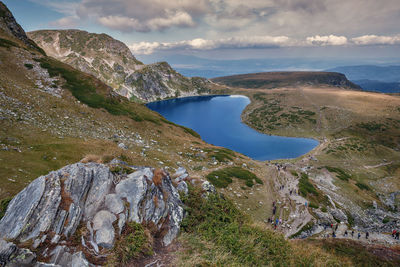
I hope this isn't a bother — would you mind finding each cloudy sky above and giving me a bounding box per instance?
[4,0,400,63]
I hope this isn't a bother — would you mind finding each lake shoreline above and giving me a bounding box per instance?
[147,94,319,161]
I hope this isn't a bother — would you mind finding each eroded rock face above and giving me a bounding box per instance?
[0,162,185,266]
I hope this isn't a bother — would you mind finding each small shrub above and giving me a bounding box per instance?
[321,207,328,212]
[24,63,33,69]
[308,202,319,209]
[382,217,390,224]
[325,166,351,181]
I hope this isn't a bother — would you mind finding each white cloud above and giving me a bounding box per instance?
[77,0,210,32]
[49,16,79,28]
[129,33,400,55]
[306,35,348,46]
[129,35,296,54]
[351,34,400,45]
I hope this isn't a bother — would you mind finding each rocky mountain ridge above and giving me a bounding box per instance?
[28,29,210,102]
[212,71,361,90]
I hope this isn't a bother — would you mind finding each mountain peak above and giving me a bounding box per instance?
[0,1,44,54]
[29,29,210,102]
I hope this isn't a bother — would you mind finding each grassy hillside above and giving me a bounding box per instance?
[212,71,361,90]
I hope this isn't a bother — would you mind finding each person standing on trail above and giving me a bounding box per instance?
[392,229,396,238]
[358,233,361,239]
[332,232,336,238]
[335,224,338,231]
[396,231,399,240]
[351,230,354,237]
[366,232,369,239]
[331,223,333,229]
[344,230,348,237]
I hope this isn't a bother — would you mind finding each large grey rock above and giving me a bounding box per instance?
[50,246,90,267]
[329,208,348,223]
[0,173,61,242]
[115,169,150,222]
[92,210,116,248]
[202,180,216,195]
[177,181,189,196]
[105,194,124,214]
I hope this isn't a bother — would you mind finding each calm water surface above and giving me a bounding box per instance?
[147,95,319,161]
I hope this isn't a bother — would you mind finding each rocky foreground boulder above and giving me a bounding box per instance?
[0,162,211,266]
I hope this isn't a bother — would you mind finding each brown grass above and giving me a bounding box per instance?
[80,154,102,163]
[60,179,73,211]
[153,169,167,187]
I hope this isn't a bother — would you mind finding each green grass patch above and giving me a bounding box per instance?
[0,38,19,48]
[299,173,319,197]
[0,197,12,220]
[358,122,386,132]
[35,57,160,123]
[313,239,400,267]
[325,166,351,181]
[206,167,262,188]
[161,118,200,138]
[109,222,153,264]
[345,211,355,227]
[355,182,371,191]
[181,186,292,266]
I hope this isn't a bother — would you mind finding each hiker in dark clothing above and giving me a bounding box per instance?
[332,232,336,238]
[335,224,338,231]
[351,230,354,237]
[357,233,361,239]
[344,230,348,237]
[396,232,399,240]
[366,232,369,239]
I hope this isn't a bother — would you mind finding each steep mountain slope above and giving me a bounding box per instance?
[212,71,361,90]
[28,29,210,102]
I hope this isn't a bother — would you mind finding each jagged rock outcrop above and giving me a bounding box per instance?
[0,2,45,54]
[0,162,191,266]
[28,29,210,102]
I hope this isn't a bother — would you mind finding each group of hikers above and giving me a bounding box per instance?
[324,223,370,239]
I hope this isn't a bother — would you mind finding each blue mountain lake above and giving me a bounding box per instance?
[147,95,319,161]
